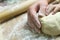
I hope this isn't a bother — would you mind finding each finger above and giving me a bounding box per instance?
[28,12,41,29]
[31,14,41,29]
[38,0,50,15]
[51,1,59,4]
[28,2,41,29]
[40,5,47,16]
[28,16,40,33]
[28,12,41,33]
[46,4,55,15]
[28,22,40,34]
[28,2,39,23]
[28,1,41,31]
[39,2,48,16]
[38,11,46,17]
[51,7,59,15]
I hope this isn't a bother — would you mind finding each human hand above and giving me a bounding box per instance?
[28,0,48,33]
[46,3,60,15]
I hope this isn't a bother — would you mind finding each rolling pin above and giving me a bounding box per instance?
[0,0,37,23]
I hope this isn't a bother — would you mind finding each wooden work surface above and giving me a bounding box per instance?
[0,13,60,40]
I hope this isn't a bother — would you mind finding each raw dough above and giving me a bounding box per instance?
[39,12,60,36]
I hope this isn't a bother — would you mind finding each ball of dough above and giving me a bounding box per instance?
[39,12,60,36]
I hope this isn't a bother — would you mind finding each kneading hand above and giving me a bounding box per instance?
[47,3,60,15]
[28,0,48,33]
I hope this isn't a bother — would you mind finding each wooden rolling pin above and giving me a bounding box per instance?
[0,0,37,23]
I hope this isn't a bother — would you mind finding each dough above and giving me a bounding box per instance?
[39,12,60,36]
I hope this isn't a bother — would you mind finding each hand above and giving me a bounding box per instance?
[46,3,60,15]
[28,2,41,33]
[28,0,48,33]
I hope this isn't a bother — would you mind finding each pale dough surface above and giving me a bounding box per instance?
[40,12,60,36]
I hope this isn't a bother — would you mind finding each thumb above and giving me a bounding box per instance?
[38,11,46,18]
